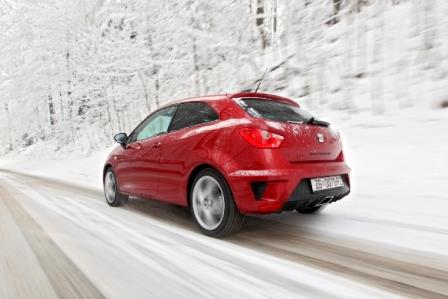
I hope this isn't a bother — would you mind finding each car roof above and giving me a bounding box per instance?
[165,92,299,107]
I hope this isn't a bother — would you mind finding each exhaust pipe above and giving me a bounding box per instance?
[317,196,334,206]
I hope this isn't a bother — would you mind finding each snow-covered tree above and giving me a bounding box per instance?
[1,0,448,155]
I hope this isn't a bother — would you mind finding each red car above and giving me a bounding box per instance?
[103,92,350,237]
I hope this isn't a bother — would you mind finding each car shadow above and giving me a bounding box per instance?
[121,196,322,243]
[122,196,194,229]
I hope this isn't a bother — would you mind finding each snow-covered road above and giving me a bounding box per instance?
[1,110,447,298]
[1,169,447,299]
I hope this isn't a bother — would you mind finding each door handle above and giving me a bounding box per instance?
[129,143,142,150]
[152,142,162,149]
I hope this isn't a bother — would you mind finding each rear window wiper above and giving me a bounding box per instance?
[307,117,330,127]
[285,118,330,127]
[285,120,305,124]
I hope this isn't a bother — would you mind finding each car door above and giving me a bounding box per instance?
[158,102,219,204]
[117,105,178,198]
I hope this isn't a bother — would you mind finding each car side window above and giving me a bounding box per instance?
[129,106,178,143]
[169,102,218,132]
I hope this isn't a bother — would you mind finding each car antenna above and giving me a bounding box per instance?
[254,68,268,93]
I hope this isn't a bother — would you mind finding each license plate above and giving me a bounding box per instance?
[310,176,344,192]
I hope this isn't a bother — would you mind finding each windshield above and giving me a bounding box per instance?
[237,98,313,123]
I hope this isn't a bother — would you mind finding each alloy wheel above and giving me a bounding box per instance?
[104,171,117,204]
[192,176,225,231]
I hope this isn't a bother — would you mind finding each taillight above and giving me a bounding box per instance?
[335,151,344,162]
[239,128,284,148]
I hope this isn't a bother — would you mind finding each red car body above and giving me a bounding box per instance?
[104,92,350,215]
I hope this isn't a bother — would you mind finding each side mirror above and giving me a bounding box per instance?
[114,133,128,147]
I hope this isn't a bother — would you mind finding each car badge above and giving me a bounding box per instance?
[317,133,324,143]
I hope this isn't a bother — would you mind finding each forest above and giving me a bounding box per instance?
[0,0,447,155]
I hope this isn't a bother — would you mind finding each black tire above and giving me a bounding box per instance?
[190,168,245,237]
[104,168,129,207]
[296,205,325,214]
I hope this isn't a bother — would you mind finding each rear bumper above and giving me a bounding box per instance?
[282,175,350,211]
[226,162,351,214]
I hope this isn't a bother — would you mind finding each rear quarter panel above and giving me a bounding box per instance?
[157,118,251,205]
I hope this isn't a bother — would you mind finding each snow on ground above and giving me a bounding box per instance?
[1,108,448,256]
[302,107,448,255]
[0,173,399,299]
[0,141,112,190]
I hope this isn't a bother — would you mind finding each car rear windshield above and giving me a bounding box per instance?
[237,98,313,123]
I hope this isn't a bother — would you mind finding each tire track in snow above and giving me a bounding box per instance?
[0,183,105,299]
[1,169,448,298]
[1,174,361,299]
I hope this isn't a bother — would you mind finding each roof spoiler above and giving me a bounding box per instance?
[227,92,300,107]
